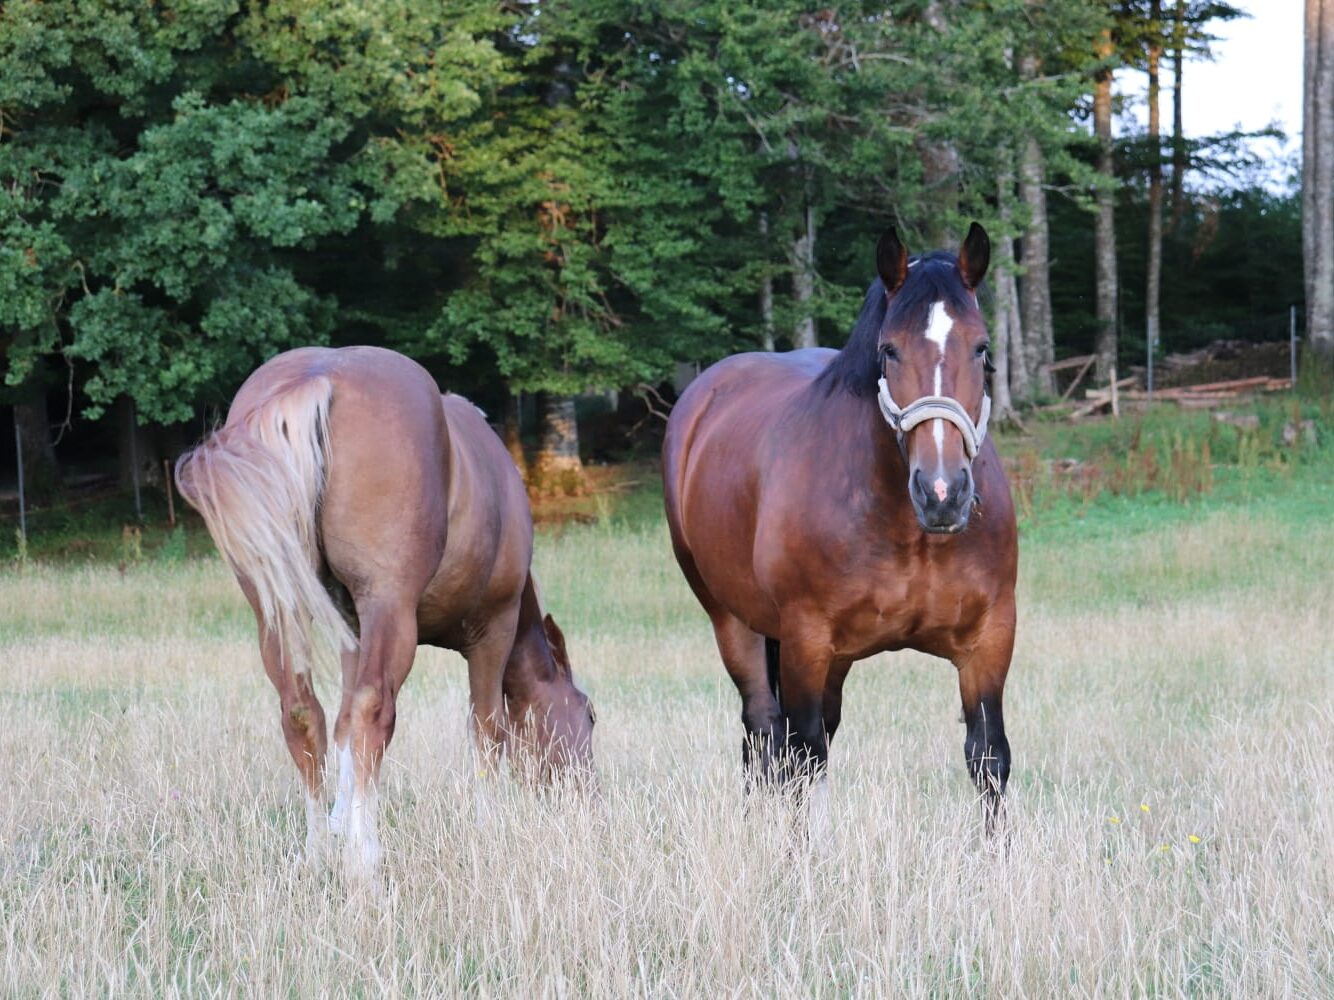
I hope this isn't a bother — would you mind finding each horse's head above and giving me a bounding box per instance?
[874,223,992,534]
[504,606,596,775]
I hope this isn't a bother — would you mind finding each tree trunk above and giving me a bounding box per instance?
[994,153,1024,411]
[790,197,818,349]
[530,393,584,496]
[919,0,959,250]
[1094,28,1120,385]
[991,262,1017,422]
[1146,2,1165,383]
[759,212,776,351]
[919,138,960,250]
[502,386,528,480]
[13,394,59,504]
[1170,0,1188,230]
[1018,127,1054,396]
[115,396,158,492]
[1306,0,1334,357]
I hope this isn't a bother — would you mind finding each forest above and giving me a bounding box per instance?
[0,1,1325,504]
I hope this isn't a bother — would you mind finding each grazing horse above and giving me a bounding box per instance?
[662,224,1016,823]
[176,346,594,873]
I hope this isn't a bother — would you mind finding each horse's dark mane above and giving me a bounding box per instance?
[814,251,975,398]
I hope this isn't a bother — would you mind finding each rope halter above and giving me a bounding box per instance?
[876,377,992,460]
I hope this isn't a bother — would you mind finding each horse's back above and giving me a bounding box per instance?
[665,349,835,492]
[416,394,533,643]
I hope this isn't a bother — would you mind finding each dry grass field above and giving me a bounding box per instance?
[2,459,1332,996]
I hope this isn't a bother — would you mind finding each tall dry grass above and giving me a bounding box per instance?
[1,506,1331,996]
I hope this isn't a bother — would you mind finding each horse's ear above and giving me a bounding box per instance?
[957,222,990,290]
[876,227,909,293]
[543,613,570,671]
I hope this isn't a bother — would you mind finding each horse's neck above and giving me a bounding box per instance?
[806,384,910,490]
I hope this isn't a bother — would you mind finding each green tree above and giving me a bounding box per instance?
[0,0,508,430]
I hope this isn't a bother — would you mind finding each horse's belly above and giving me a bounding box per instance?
[685,526,780,636]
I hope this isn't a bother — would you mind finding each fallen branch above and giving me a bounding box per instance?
[1058,355,1098,403]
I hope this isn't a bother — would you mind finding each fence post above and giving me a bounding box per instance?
[14,406,26,546]
[1146,329,1154,402]
[163,459,175,527]
[1290,305,1298,388]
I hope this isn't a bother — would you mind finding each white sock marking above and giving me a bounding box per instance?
[346,780,382,875]
[329,742,354,836]
[332,742,382,875]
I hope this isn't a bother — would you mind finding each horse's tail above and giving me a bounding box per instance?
[764,637,782,710]
[175,375,355,675]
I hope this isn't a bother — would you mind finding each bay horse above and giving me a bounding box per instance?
[176,346,594,874]
[662,224,1016,824]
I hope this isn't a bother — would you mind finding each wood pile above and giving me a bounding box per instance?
[1120,375,1292,407]
[1069,374,1292,419]
[1069,375,1136,419]
[1157,339,1254,372]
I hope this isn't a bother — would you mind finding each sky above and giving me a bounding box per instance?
[1177,0,1303,140]
[1118,1,1304,184]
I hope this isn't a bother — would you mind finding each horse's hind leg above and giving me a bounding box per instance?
[710,612,782,787]
[954,594,1015,832]
[331,596,419,876]
[328,643,360,839]
[241,581,330,866]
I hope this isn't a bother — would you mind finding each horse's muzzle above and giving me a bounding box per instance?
[910,467,974,533]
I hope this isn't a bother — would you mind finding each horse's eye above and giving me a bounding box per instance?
[974,343,989,357]
[879,344,899,363]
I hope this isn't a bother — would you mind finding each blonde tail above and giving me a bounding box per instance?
[176,375,356,674]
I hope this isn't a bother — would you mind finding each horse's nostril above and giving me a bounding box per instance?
[911,469,930,503]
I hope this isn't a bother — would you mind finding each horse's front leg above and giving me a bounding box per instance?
[775,630,832,785]
[464,607,521,767]
[953,593,1015,832]
[774,621,838,842]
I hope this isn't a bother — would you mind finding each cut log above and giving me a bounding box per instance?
[1082,375,1138,400]
[1042,354,1098,373]
[1174,375,1273,393]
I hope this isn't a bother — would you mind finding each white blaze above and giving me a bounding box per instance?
[924,301,954,461]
